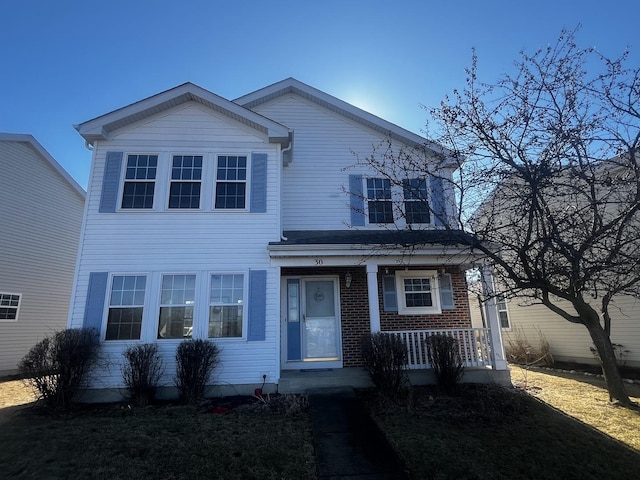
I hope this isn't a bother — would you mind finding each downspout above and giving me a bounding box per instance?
[280,137,293,241]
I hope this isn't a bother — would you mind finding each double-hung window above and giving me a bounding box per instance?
[106,276,146,340]
[215,155,247,209]
[366,178,393,224]
[395,270,441,314]
[496,294,511,329]
[169,155,202,209]
[208,274,244,338]
[158,274,195,339]
[121,154,157,209]
[0,293,21,321]
[403,178,430,224]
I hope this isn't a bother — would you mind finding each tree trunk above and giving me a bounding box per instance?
[579,304,632,406]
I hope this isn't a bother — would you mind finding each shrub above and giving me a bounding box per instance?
[18,328,100,409]
[175,339,220,404]
[361,332,409,399]
[505,327,553,366]
[122,343,164,406]
[425,334,464,393]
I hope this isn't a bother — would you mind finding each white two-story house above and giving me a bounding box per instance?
[68,79,509,399]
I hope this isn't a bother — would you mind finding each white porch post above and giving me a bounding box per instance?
[366,263,381,333]
[481,266,508,370]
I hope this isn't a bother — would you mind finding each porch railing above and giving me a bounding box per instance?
[385,328,493,369]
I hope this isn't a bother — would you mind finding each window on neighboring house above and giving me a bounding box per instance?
[106,276,146,340]
[121,154,158,209]
[208,274,244,338]
[215,155,247,209]
[0,293,21,321]
[403,178,430,224]
[395,270,441,314]
[158,274,195,339]
[169,155,202,209]
[366,178,393,223]
[496,294,511,329]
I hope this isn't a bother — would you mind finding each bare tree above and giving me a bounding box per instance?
[358,29,640,405]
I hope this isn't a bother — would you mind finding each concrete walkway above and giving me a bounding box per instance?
[307,387,409,480]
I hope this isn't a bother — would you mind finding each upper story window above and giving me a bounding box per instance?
[169,155,203,209]
[121,154,158,209]
[215,155,247,209]
[106,276,146,340]
[158,274,195,339]
[0,293,21,321]
[209,274,244,338]
[403,178,430,224]
[366,178,393,224]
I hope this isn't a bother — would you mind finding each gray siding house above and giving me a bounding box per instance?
[0,134,85,374]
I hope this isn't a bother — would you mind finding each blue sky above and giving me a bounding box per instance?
[1,0,637,189]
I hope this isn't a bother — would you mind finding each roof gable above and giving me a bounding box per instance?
[234,78,456,163]
[0,133,85,199]
[75,83,291,146]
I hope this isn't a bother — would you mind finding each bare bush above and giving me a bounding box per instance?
[361,332,409,400]
[425,334,464,393]
[122,343,164,406]
[175,339,220,404]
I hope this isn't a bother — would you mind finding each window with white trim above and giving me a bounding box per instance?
[395,270,441,314]
[158,274,195,339]
[168,155,202,209]
[366,178,393,223]
[403,178,430,224]
[106,276,146,340]
[0,293,21,321]
[121,154,158,209]
[215,155,247,209]
[496,294,511,329]
[208,274,244,338]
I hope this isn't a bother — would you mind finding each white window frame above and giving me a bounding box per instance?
[157,273,197,340]
[395,270,441,315]
[0,292,21,322]
[120,153,159,210]
[208,272,246,340]
[167,154,204,210]
[403,177,432,225]
[364,177,394,224]
[496,294,511,330]
[105,274,147,341]
[214,154,249,211]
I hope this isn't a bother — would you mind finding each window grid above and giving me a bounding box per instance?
[496,295,510,329]
[209,274,244,338]
[106,276,146,340]
[158,274,195,339]
[0,293,20,320]
[121,154,158,209]
[169,155,203,209]
[215,155,247,209]
[403,278,433,307]
[366,178,393,223]
[403,178,431,224]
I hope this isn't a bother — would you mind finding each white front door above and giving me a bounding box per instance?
[303,279,339,360]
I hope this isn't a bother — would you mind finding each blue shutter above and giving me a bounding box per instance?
[83,272,108,332]
[382,275,398,312]
[439,273,455,309]
[349,174,365,226]
[99,152,123,213]
[248,270,267,341]
[430,176,447,227]
[250,153,267,213]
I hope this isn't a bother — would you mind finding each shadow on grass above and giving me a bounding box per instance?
[367,385,640,480]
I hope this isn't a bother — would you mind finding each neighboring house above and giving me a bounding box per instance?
[472,292,640,369]
[0,133,85,375]
[68,79,509,399]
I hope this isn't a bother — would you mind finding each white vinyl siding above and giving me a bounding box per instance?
[69,102,280,387]
[0,138,84,373]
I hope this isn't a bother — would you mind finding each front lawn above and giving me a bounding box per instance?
[0,397,316,480]
[366,379,640,479]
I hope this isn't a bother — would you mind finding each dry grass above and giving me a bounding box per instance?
[511,365,640,451]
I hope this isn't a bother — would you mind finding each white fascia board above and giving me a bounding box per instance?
[269,251,483,268]
[75,83,291,146]
[268,243,484,260]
